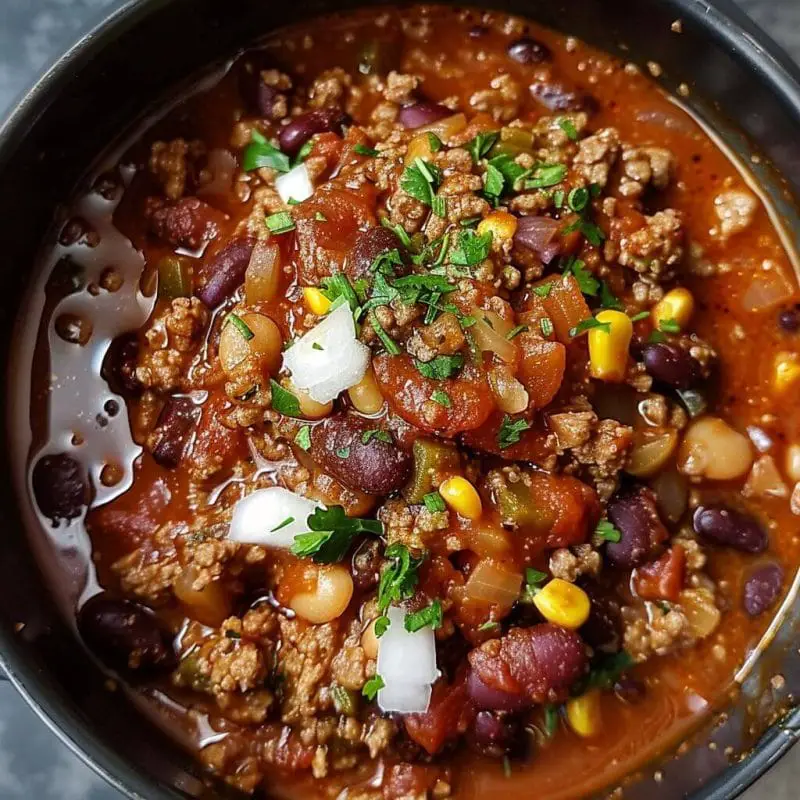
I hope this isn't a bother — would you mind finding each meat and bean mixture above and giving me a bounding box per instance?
[30,6,800,799]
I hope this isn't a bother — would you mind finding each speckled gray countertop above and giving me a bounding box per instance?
[0,0,799,798]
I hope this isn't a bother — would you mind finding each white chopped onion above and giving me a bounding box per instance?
[228,486,321,548]
[377,606,440,714]
[282,303,370,404]
[275,163,313,204]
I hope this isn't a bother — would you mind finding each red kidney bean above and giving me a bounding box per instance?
[101,332,142,396]
[347,226,410,280]
[642,342,701,389]
[398,101,451,130]
[196,236,256,307]
[147,196,224,250]
[150,398,198,468]
[468,624,587,704]
[507,37,551,64]
[743,563,784,616]
[693,506,767,553]
[579,589,621,653]
[606,487,669,568]
[78,593,176,674]
[279,108,350,156]
[466,670,531,712]
[32,453,89,523]
[530,81,596,112]
[310,413,412,495]
[469,711,524,758]
[351,537,383,591]
[778,306,800,332]
[239,61,282,118]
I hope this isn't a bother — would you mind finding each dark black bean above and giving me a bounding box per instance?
[530,81,593,112]
[642,343,701,389]
[580,590,621,653]
[150,398,198,468]
[351,537,383,591]
[467,670,532,712]
[507,37,551,64]
[347,226,410,280]
[606,487,668,569]
[469,711,524,758]
[468,25,489,38]
[743,563,784,616]
[278,108,350,156]
[101,332,142,396]
[693,506,767,553]
[778,307,800,333]
[78,593,176,674]
[197,237,256,308]
[32,453,89,523]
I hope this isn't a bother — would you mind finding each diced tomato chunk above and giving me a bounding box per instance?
[185,393,246,479]
[461,411,555,463]
[538,275,591,344]
[373,354,495,437]
[634,545,686,602]
[517,335,566,409]
[404,672,475,754]
[527,471,601,549]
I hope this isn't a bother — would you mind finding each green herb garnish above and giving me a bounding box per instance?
[422,492,446,513]
[404,599,443,633]
[225,313,254,341]
[430,389,451,407]
[269,379,302,417]
[354,143,379,157]
[362,429,392,445]
[450,228,492,267]
[401,157,441,207]
[362,675,385,701]
[414,354,464,380]
[498,415,531,449]
[467,130,500,163]
[558,118,579,141]
[291,506,383,563]
[525,163,567,189]
[294,426,312,451]
[595,519,622,543]
[569,317,612,338]
[265,211,295,234]
[377,543,424,612]
[243,130,290,173]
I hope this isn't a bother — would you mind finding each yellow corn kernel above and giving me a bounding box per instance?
[438,476,482,520]
[303,287,331,316]
[532,578,591,629]
[651,287,695,331]
[404,133,435,166]
[566,690,602,738]
[588,309,633,383]
[774,351,800,393]
[477,210,518,243]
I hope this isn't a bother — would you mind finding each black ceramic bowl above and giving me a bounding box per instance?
[1,0,799,798]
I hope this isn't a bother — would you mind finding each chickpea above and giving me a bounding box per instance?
[288,564,354,624]
[219,312,282,376]
[361,618,380,660]
[284,379,333,420]
[347,367,385,415]
[173,567,231,628]
[678,416,753,481]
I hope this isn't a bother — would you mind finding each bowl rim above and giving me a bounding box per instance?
[1,0,800,798]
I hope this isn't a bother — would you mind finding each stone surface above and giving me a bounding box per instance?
[0,0,798,798]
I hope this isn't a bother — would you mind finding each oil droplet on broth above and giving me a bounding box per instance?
[27,176,156,603]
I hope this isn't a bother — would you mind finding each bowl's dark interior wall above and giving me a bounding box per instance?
[1,1,799,799]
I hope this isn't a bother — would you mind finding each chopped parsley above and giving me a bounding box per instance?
[648,329,667,344]
[520,567,548,603]
[467,130,499,163]
[427,132,443,152]
[430,389,451,407]
[368,312,401,355]
[380,216,413,249]
[414,354,463,380]
[484,162,506,198]
[659,317,681,334]
[525,163,567,189]
[567,186,591,213]
[563,216,605,246]
[374,615,390,637]
[265,211,295,234]
[599,281,624,310]
[362,429,392,445]
[354,143,379,157]
[569,316,612,338]
[291,506,382,563]
[553,189,566,208]
[487,154,531,192]
[505,324,528,340]
[498,415,531,449]
[294,425,312,451]
[533,282,554,298]
[270,517,295,533]
[225,313,254,341]
[422,492,446,513]
[336,446,351,459]
[312,342,324,351]
[320,273,363,313]
[595,519,622,543]
[564,257,599,296]
[362,675,385,701]
[575,650,635,694]
[450,228,492,266]
[558,117,579,141]
[629,311,650,322]
[370,248,405,276]
[377,543,424,613]
[401,157,441,208]
[293,140,314,165]
[242,130,291,173]
[478,620,500,632]
[404,599,443,633]
[269,379,302,417]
